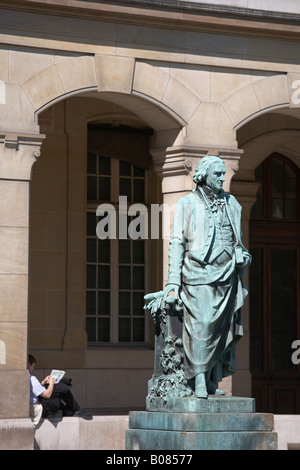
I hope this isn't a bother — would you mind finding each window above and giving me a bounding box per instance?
[250,153,300,413]
[86,155,149,345]
[251,153,300,221]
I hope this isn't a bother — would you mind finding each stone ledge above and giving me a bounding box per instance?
[0,418,34,450]
[0,414,298,450]
[274,415,300,450]
[34,415,129,450]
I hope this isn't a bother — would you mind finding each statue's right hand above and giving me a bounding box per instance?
[163,284,179,302]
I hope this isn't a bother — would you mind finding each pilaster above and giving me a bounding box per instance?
[230,177,261,398]
[0,131,45,419]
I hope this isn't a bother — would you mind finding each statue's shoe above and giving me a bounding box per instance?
[194,386,208,399]
[215,388,226,395]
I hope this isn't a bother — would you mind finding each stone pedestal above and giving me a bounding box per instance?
[125,396,278,450]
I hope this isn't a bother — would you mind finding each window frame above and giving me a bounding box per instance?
[86,155,151,347]
[252,153,300,221]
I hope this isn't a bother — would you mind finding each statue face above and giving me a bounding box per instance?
[206,162,226,194]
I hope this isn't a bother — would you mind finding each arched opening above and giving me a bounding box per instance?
[28,91,182,412]
[235,109,300,412]
[249,153,300,414]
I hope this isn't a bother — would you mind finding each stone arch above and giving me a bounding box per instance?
[237,108,300,172]
[21,56,98,115]
[20,54,201,131]
[222,74,290,130]
[239,129,300,171]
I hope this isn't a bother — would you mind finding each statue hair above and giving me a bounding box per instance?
[193,156,224,185]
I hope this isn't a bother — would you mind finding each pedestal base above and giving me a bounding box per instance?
[125,397,278,450]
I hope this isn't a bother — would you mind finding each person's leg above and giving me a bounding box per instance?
[52,380,92,419]
[59,389,81,414]
[40,395,61,417]
[30,402,43,426]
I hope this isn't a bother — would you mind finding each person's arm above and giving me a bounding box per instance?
[39,376,55,399]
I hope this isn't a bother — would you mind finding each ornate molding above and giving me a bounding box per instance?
[150,145,243,192]
[0,132,45,181]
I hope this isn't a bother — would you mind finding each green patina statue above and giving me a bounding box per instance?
[145,156,251,401]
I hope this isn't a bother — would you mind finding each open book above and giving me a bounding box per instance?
[50,369,65,384]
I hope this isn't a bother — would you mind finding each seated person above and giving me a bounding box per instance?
[28,354,92,425]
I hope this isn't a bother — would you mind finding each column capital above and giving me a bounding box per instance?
[150,144,243,192]
[0,132,45,181]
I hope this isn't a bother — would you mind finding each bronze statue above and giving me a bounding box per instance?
[146,156,251,400]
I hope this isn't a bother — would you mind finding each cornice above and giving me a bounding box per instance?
[1,0,300,41]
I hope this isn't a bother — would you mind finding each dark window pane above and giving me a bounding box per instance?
[119,240,131,264]
[133,266,144,290]
[98,318,110,342]
[251,164,264,219]
[119,266,131,289]
[86,265,96,288]
[272,199,283,219]
[120,160,131,176]
[133,179,145,202]
[98,265,110,289]
[99,156,111,175]
[119,178,131,201]
[285,200,297,220]
[272,178,283,198]
[133,318,145,342]
[86,317,96,342]
[87,212,97,237]
[119,292,131,316]
[119,318,131,342]
[133,166,145,177]
[133,241,144,264]
[98,292,110,316]
[285,178,297,199]
[99,176,110,200]
[271,249,297,371]
[86,291,96,316]
[272,158,284,178]
[87,176,97,200]
[133,292,144,316]
[86,238,96,262]
[98,239,110,263]
[285,164,296,179]
[87,153,97,174]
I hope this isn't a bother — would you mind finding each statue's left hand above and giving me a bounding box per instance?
[163,284,179,301]
[243,253,252,267]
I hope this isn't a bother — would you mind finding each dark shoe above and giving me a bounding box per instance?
[73,408,93,420]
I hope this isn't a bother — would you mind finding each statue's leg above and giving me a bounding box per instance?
[205,369,227,396]
[194,372,208,399]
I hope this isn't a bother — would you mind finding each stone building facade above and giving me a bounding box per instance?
[0,0,300,429]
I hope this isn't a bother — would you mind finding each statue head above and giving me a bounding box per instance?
[193,156,226,194]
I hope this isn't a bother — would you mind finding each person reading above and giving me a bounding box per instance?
[28,354,92,425]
